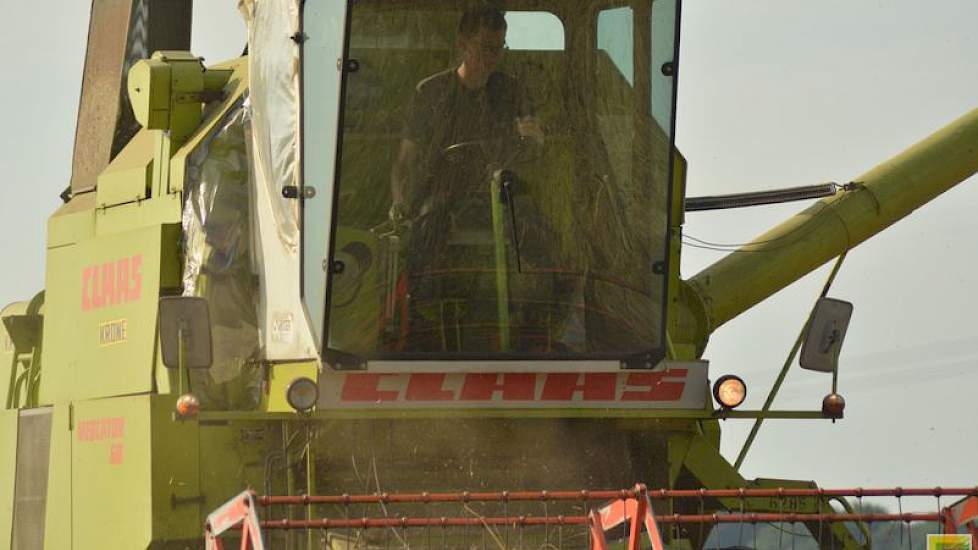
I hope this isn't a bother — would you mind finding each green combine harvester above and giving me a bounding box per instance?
[2,1,977,548]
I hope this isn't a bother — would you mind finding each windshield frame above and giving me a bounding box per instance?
[300,0,683,368]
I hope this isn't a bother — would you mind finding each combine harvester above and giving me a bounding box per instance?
[1,1,977,548]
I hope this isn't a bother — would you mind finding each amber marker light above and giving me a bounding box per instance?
[175,393,201,419]
[713,375,747,409]
[822,393,846,419]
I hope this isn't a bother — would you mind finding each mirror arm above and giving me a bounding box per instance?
[831,354,839,394]
[177,323,192,395]
[734,251,848,470]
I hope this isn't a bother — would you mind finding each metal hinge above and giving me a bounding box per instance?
[325,348,367,371]
[282,185,316,199]
[337,58,360,73]
[620,349,666,370]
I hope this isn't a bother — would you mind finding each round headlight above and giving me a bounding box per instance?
[713,375,746,409]
[286,377,319,413]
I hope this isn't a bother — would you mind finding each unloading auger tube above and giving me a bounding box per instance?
[676,107,978,350]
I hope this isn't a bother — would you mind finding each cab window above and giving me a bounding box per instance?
[302,0,679,362]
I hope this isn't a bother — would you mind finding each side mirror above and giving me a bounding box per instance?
[159,297,213,369]
[800,297,853,373]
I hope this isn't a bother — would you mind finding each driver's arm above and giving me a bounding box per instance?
[390,138,418,219]
[513,77,544,146]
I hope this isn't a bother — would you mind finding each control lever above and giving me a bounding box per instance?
[498,170,523,273]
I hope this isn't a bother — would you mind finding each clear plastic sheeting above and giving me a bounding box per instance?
[182,103,262,409]
[241,0,319,360]
[239,0,300,251]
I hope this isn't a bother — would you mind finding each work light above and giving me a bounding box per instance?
[713,375,746,409]
[286,377,319,413]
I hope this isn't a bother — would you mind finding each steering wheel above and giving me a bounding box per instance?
[439,139,492,168]
[440,135,542,170]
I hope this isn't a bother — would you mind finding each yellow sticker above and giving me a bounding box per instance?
[98,319,128,347]
[928,534,972,550]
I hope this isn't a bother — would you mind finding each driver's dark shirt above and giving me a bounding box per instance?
[402,69,524,185]
[397,69,567,354]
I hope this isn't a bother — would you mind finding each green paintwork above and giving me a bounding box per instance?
[168,58,248,194]
[3,294,44,410]
[94,193,183,236]
[35,54,246,408]
[205,407,829,422]
[128,56,174,131]
[39,225,167,404]
[96,130,156,208]
[47,191,96,248]
[150,395,201,543]
[197,417,278,526]
[734,254,848,470]
[42,404,71,550]
[100,51,232,210]
[490,176,512,349]
[685,107,978,341]
[128,52,232,152]
[69,394,201,548]
[672,432,861,549]
[0,410,16,550]
[1,303,26,410]
[262,361,320,413]
[665,153,694,359]
[33,53,247,548]
[71,396,153,547]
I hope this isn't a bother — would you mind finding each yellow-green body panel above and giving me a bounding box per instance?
[149,395,201,543]
[128,57,174,131]
[96,130,156,208]
[0,54,257,550]
[47,192,96,249]
[168,58,249,194]
[39,225,173,404]
[2,296,44,410]
[198,418,279,519]
[0,410,16,550]
[68,394,200,548]
[262,362,320,413]
[42,404,71,550]
[32,55,248,407]
[71,396,153,547]
[95,193,184,236]
[0,304,24,409]
[673,432,860,549]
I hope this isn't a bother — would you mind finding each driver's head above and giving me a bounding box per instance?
[457,5,507,77]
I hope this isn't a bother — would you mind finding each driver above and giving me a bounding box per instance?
[387,5,560,353]
[390,4,543,220]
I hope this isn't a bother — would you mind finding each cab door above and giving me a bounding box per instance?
[300,1,349,348]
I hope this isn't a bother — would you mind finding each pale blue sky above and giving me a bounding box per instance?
[1,1,976,506]
[678,1,978,501]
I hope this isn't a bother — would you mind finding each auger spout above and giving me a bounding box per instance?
[685,107,978,340]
